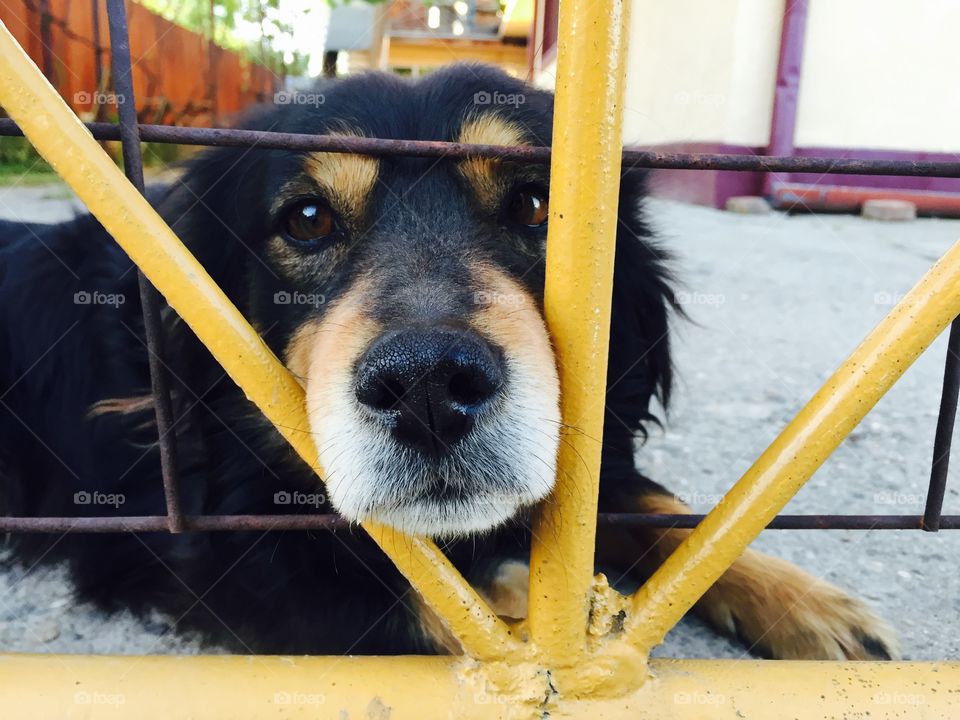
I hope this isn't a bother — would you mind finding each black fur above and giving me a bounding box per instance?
[0,65,674,653]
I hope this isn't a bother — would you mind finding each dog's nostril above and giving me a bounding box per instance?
[354,327,504,455]
[448,369,497,409]
[380,378,406,409]
[357,376,406,413]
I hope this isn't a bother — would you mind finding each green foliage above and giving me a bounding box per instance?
[140,0,312,74]
[0,137,53,174]
[0,135,186,181]
[142,141,185,168]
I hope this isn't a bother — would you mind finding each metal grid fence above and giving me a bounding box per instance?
[3,1,960,718]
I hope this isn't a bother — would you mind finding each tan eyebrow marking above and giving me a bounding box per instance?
[456,115,529,212]
[302,131,379,223]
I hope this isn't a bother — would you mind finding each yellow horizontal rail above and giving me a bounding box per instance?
[0,20,518,662]
[627,238,960,653]
[1,654,957,719]
[528,0,631,662]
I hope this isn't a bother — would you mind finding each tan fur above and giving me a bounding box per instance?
[88,394,154,418]
[469,264,556,375]
[412,559,530,655]
[265,235,314,279]
[475,559,530,621]
[302,132,379,224]
[409,591,464,655]
[299,279,379,386]
[604,493,900,660]
[282,318,324,387]
[456,116,528,211]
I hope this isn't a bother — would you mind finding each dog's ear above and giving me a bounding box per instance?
[604,169,677,454]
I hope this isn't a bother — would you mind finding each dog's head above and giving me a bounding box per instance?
[165,65,672,537]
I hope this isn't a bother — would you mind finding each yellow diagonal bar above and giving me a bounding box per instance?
[0,20,518,661]
[527,0,632,660]
[626,239,960,653]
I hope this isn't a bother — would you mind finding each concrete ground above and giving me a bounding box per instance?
[1,184,958,659]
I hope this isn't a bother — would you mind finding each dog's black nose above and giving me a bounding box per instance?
[355,327,504,456]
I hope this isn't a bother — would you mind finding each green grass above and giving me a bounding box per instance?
[0,135,189,187]
[0,136,59,185]
[0,163,62,186]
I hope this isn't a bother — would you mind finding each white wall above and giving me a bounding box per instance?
[619,0,783,147]
[534,0,960,154]
[795,0,960,153]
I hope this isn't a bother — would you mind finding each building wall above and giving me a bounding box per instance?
[535,0,960,154]
[796,0,960,153]
[620,0,783,147]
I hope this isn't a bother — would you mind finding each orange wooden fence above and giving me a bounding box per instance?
[0,0,278,126]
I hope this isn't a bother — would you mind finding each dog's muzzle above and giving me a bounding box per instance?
[354,327,504,458]
[303,285,561,537]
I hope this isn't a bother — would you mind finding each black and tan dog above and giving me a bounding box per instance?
[0,65,896,659]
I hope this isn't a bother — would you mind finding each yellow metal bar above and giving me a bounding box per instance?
[365,524,525,658]
[0,20,518,662]
[627,239,960,653]
[527,0,632,661]
[2,654,957,719]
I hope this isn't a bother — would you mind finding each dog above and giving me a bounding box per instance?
[0,64,897,659]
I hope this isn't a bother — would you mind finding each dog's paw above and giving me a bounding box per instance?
[695,550,900,660]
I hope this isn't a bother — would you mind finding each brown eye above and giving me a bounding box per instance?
[505,185,549,228]
[282,199,337,247]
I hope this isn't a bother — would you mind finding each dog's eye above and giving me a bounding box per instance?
[504,185,549,228]
[281,199,337,247]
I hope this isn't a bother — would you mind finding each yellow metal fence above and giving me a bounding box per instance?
[0,0,958,717]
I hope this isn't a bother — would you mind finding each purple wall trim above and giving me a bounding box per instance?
[645,143,765,207]
[764,0,810,194]
[644,143,960,208]
[790,147,960,193]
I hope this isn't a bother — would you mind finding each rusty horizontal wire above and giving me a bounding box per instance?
[0,515,350,533]
[597,513,960,530]
[1,513,957,533]
[2,118,960,176]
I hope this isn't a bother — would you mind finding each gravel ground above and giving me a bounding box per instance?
[1,184,958,659]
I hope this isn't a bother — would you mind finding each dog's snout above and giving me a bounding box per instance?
[355,327,503,456]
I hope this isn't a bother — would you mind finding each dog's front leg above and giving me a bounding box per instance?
[597,491,900,660]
